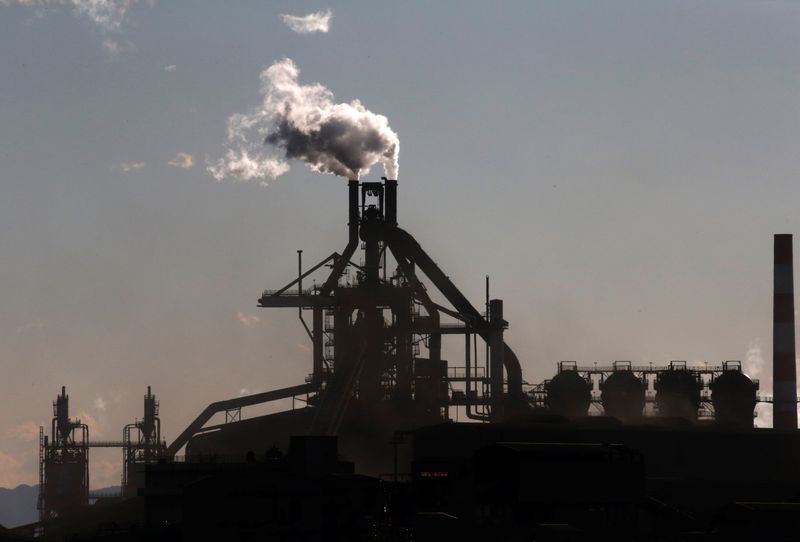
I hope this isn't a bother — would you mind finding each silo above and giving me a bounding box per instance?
[545,364,592,418]
[710,362,758,428]
[655,363,702,421]
[601,369,646,422]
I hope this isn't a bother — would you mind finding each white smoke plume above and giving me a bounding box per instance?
[208,150,289,186]
[281,9,332,34]
[746,339,773,428]
[209,58,399,184]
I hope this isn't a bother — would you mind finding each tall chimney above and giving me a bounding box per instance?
[348,180,359,242]
[384,179,397,226]
[774,234,797,430]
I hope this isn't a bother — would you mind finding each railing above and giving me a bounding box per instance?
[446,366,486,379]
[261,289,318,297]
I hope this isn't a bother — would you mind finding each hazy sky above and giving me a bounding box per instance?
[2,0,800,488]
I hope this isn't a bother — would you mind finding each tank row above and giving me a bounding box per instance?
[537,360,759,427]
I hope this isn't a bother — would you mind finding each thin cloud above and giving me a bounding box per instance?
[77,410,101,436]
[236,312,262,328]
[236,311,262,328]
[0,451,26,488]
[164,64,177,72]
[102,37,119,54]
[168,152,194,169]
[15,318,45,334]
[119,161,145,172]
[72,0,134,30]
[281,9,332,34]
[7,421,40,442]
[1,0,144,31]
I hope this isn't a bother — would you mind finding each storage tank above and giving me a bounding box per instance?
[710,362,758,428]
[655,363,702,421]
[545,364,592,418]
[600,370,646,422]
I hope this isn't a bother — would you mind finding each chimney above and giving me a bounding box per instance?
[774,234,797,430]
[384,179,397,226]
[348,180,359,242]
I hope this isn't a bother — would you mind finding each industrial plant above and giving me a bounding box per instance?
[8,179,800,541]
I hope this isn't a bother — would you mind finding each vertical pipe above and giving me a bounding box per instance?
[465,331,473,418]
[774,234,797,430]
[313,307,323,385]
[489,299,505,421]
[297,250,303,296]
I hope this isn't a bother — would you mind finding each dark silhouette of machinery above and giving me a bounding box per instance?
[654,361,703,420]
[122,386,166,493]
[600,361,647,422]
[544,362,592,418]
[39,387,89,520]
[531,360,762,425]
[38,386,166,517]
[710,361,758,428]
[166,179,527,463]
[19,187,799,542]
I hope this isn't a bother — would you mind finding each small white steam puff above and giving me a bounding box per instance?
[208,58,399,185]
[281,9,332,34]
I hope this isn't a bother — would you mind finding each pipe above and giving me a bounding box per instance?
[382,225,524,399]
[774,234,797,430]
[489,299,505,421]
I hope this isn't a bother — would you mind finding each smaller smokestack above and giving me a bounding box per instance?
[348,180,359,242]
[384,179,397,226]
[774,234,797,430]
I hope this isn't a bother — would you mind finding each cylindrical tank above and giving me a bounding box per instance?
[600,370,646,422]
[710,370,758,428]
[655,369,702,421]
[545,370,592,418]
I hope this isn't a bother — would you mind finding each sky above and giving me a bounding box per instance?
[2,0,800,488]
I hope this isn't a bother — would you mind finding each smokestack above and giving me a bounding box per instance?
[774,234,797,430]
[348,180,359,242]
[384,179,397,226]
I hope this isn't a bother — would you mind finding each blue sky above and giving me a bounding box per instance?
[2,0,800,487]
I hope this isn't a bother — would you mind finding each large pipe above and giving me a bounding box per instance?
[774,234,797,430]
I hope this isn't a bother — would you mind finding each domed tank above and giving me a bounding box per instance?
[545,366,592,418]
[600,370,646,422]
[710,362,758,428]
[655,364,702,421]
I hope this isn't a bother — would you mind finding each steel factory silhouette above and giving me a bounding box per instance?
[8,180,800,541]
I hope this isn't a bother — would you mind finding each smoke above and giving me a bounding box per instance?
[209,58,399,183]
[281,9,332,34]
[208,150,289,186]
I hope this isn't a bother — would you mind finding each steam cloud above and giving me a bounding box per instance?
[208,58,399,184]
[281,9,332,34]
